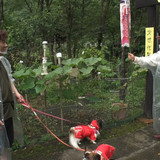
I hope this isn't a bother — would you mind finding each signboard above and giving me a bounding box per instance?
[120,0,131,47]
[136,0,159,8]
[145,27,154,57]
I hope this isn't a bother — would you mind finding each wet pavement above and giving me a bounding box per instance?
[111,124,160,160]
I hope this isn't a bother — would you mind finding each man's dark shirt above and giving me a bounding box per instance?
[0,61,14,120]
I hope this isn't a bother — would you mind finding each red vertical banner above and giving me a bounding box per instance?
[120,0,131,47]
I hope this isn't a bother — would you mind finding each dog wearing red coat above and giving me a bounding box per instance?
[83,144,115,160]
[69,120,102,149]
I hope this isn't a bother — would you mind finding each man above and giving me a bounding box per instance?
[128,39,160,138]
[0,30,24,159]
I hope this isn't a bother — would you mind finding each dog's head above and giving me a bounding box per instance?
[97,119,102,130]
[90,119,102,130]
[83,150,101,160]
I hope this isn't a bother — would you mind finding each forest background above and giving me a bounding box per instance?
[0,0,155,159]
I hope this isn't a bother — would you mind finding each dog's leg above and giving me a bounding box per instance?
[91,140,96,144]
[78,140,81,145]
[87,137,97,144]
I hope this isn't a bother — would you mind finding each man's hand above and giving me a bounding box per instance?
[0,120,4,126]
[156,36,160,40]
[0,120,4,131]
[128,53,135,62]
[11,82,24,103]
[15,92,24,103]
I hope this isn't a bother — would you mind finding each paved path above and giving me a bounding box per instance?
[112,125,160,160]
[59,124,160,160]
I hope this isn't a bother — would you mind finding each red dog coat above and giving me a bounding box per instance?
[95,144,115,160]
[74,120,99,141]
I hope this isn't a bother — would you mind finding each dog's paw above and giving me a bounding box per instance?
[92,141,96,144]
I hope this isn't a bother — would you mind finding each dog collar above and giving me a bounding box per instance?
[88,125,96,129]
[83,150,104,160]
[94,150,104,160]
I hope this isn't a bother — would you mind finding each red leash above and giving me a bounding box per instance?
[21,101,82,125]
[21,99,85,152]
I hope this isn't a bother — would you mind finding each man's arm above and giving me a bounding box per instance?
[128,52,159,69]
[11,82,23,102]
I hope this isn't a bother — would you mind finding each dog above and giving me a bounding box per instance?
[69,120,102,149]
[83,144,115,160]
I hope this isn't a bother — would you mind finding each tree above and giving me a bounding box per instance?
[0,0,4,28]
[97,0,110,50]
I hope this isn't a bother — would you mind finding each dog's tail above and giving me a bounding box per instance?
[69,127,80,149]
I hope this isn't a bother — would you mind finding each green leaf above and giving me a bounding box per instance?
[33,67,42,77]
[23,69,35,77]
[46,62,53,66]
[79,66,94,76]
[20,78,35,90]
[13,69,26,78]
[62,66,72,75]
[97,65,111,72]
[62,57,83,66]
[44,71,56,80]
[44,67,64,80]
[36,79,46,85]
[35,85,46,94]
[84,57,102,66]
[54,67,63,75]
[61,59,72,66]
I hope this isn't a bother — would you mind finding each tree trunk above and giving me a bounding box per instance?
[73,41,77,58]
[136,0,159,119]
[0,0,4,28]
[50,43,55,65]
[120,47,126,101]
[24,0,33,13]
[82,0,85,18]
[144,5,158,118]
[45,0,52,11]
[66,0,72,58]
[97,0,110,50]
[67,33,72,58]
[59,77,63,133]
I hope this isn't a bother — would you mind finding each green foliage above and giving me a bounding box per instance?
[110,105,121,112]
[84,57,102,65]
[40,134,53,143]
[62,58,83,66]
[1,1,150,154]
[13,55,112,95]
[79,66,94,76]
[3,0,146,64]
[125,66,147,107]
[130,65,147,79]
[13,65,44,93]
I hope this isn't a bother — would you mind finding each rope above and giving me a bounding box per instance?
[21,102,82,125]
[21,99,85,152]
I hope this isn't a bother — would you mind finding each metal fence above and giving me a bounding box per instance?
[18,75,146,145]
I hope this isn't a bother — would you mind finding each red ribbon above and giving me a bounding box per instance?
[21,99,85,152]
[21,101,82,125]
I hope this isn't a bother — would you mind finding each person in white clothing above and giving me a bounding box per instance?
[128,49,160,138]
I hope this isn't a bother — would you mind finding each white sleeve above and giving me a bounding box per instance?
[133,52,160,69]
